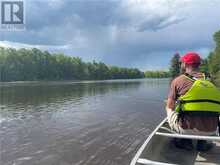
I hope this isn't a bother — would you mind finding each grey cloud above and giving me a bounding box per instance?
[137,16,185,32]
[0,0,220,69]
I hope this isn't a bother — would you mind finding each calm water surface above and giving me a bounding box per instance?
[0,79,169,165]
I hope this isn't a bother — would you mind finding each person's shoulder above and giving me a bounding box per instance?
[193,72,205,79]
[171,74,186,84]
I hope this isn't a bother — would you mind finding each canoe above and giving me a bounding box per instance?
[130,118,220,165]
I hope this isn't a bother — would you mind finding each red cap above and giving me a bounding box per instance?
[181,52,201,64]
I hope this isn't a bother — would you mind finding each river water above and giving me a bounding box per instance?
[0,79,169,165]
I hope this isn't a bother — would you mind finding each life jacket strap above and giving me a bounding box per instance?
[179,99,220,105]
[184,73,206,81]
[176,100,185,122]
[184,73,197,81]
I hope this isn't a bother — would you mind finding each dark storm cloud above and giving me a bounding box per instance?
[137,16,185,32]
[1,0,220,70]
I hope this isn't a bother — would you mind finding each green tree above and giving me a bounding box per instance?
[208,30,220,86]
[200,59,209,77]
[144,70,170,78]
[169,53,180,78]
[0,47,144,82]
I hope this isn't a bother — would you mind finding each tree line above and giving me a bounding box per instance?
[1,30,219,82]
[0,47,145,82]
[169,30,220,86]
[144,70,170,78]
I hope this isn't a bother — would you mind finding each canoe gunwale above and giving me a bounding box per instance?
[130,118,168,165]
[137,158,177,165]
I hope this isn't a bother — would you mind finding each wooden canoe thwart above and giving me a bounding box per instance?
[130,118,220,165]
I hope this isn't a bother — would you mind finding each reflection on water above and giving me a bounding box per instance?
[0,79,169,165]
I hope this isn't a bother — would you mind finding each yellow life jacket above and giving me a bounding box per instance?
[175,73,220,114]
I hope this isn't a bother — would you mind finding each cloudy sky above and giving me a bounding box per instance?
[0,0,220,70]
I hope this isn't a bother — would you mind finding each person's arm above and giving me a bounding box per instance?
[166,79,177,115]
[166,98,175,113]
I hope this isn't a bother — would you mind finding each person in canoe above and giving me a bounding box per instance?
[166,52,220,151]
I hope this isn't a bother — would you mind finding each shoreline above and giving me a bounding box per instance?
[0,77,171,84]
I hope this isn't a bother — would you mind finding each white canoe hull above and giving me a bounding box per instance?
[130,118,220,165]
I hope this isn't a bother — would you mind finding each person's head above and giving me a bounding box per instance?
[180,52,201,73]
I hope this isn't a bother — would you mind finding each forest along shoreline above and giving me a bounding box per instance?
[0,30,220,87]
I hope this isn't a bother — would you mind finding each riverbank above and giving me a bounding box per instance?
[0,78,171,84]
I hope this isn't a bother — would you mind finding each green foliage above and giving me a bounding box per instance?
[214,71,220,86]
[169,53,180,78]
[0,47,144,82]
[144,70,170,78]
[199,59,209,76]
[208,30,220,86]
[208,51,220,75]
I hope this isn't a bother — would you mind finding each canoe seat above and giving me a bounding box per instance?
[156,121,220,141]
